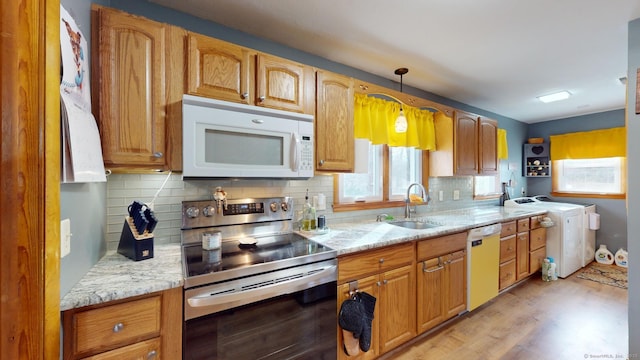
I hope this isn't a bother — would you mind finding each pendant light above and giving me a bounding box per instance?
[394,68,408,133]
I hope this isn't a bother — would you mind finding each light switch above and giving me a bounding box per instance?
[439,190,444,201]
[61,219,71,258]
[453,190,460,200]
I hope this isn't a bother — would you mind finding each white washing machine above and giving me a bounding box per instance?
[504,197,585,278]
[531,195,597,267]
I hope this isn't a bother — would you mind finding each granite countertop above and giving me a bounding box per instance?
[302,206,547,256]
[60,206,545,311]
[60,243,183,311]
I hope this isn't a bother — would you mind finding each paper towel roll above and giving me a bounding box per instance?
[589,213,600,230]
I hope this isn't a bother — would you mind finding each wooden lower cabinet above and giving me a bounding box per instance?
[62,287,182,360]
[516,231,530,280]
[416,249,466,334]
[337,243,416,359]
[529,222,547,273]
[500,216,548,291]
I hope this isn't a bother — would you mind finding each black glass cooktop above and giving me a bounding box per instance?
[183,233,334,279]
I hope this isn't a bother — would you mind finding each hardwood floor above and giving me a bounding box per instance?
[385,267,628,360]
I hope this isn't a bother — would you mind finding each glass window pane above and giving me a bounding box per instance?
[555,157,623,194]
[389,147,421,201]
[339,144,383,202]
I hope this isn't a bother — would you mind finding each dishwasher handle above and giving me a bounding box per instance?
[467,223,502,240]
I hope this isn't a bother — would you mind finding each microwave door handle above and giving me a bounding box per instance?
[292,133,300,171]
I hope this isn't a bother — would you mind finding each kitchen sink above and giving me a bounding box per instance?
[389,220,441,230]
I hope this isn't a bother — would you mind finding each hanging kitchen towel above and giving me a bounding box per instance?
[356,291,376,352]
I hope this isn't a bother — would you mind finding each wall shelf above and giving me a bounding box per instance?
[523,143,550,177]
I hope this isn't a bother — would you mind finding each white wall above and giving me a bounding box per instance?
[627,17,640,357]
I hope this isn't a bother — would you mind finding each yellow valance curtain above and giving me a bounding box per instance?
[497,128,508,159]
[353,93,436,150]
[549,127,626,160]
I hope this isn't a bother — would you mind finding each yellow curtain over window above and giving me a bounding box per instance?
[353,93,436,150]
[549,127,626,160]
[497,128,508,159]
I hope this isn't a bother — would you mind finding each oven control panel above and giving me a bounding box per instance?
[181,197,293,229]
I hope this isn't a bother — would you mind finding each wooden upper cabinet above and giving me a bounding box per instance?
[256,53,315,114]
[315,70,354,172]
[430,110,498,176]
[479,117,498,174]
[454,111,479,175]
[92,6,183,171]
[187,33,254,104]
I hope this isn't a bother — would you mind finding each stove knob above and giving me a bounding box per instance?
[203,205,215,217]
[280,202,289,212]
[185,207,200,218]
[270,202,278,212]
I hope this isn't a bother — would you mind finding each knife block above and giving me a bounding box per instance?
[117,216,154,261]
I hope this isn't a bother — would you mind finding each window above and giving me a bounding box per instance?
[336,142,423,210]
[552,157,626,196]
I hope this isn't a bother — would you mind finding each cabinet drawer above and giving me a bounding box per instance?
[500,221,516,237]
[530,246,547,273]
[73,296,161,355]
[499,235,516,263]
[416,232,466,261]
[339,242,414,282]
[82,337,160,360]
[517,218,530,233]
[530,215,544,230]
[499,259,516,290]
[529,227,547,251]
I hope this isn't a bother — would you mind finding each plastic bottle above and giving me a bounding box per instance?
[595,244,614,265]
[302,189,316,231]
[614,248,628,268]
[541,258,551,281]
[548,257,558,281]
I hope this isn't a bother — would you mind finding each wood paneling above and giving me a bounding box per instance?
[0,0,60,359]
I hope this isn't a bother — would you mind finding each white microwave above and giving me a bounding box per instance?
[182,95,314,179]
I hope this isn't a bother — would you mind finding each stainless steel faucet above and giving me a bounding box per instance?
[376,213,389,222]
[405,183,429,219]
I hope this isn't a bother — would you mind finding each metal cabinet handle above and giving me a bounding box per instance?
[241,92,249,99]
[423,259,444,273]
[112,322,124,333]
[258,96,265,102]
[379,258,384,264]
[319,159,325,166]
[147,350,157,359]
[153,152,163,158]
[383,280,388,285]
[376,281,381,286]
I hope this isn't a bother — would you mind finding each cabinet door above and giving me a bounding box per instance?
[530,246,547,273]
[416,257,445,334]
[479,117,498,174]
[454,111,479,175]
[256,53,314,114]
[379,265,416,354]
[187,33,254,104]
[94,8,167,168]
[444,250,466,319]
[516,232,530,280]
[316,70,354,172]
[337,276,379,360]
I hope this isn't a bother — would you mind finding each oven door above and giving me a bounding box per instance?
[184,280,337,360]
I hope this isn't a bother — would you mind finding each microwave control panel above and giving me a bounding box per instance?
[299,135,314,173]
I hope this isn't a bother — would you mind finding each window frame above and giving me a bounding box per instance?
[550,157,627,199]
[333,145,429,212]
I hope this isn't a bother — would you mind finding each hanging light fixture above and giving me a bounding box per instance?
[394,68,408,133]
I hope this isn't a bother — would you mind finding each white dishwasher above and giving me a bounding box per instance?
[467,223,502,311]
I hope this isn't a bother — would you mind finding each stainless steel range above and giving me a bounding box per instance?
[181,196,337,360]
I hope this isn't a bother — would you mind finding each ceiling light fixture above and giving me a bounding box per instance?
[537,90,571,103]
[394,68,408,133]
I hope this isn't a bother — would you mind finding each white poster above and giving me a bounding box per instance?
[60,5,106,183]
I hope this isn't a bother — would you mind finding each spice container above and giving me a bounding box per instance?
[202,231,222,250]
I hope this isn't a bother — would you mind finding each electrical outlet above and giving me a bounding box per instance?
[61,219,71,258]
[453,190,460,200]
[439,190,444,201]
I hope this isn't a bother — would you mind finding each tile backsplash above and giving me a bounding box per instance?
[106,173,497,250]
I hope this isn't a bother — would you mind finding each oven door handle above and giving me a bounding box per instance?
[187,265,336,310]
